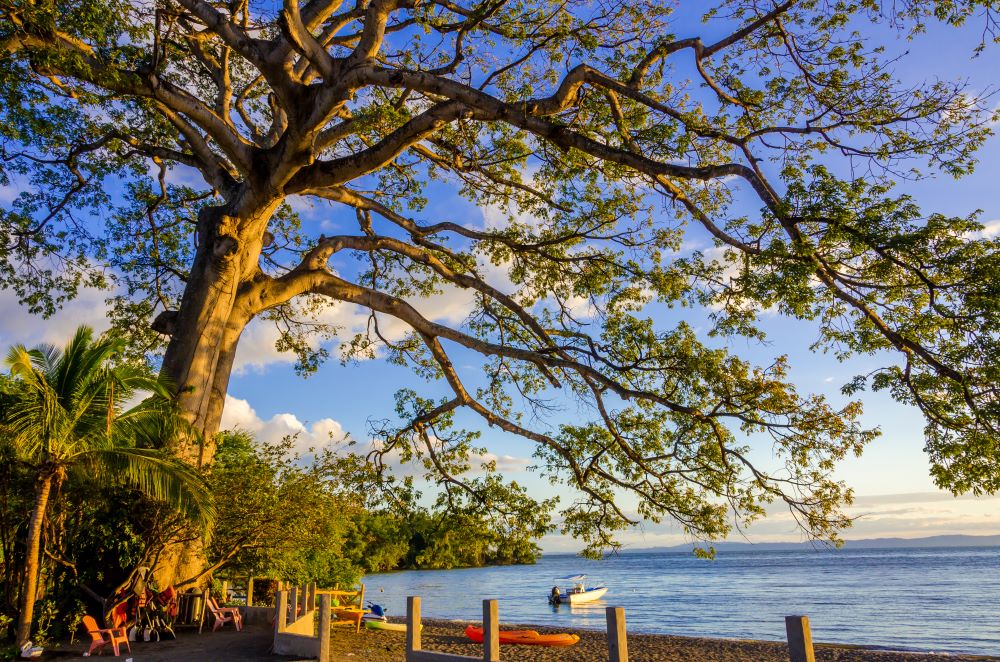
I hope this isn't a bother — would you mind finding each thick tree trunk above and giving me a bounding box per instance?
[161,215,248,449]
[160,193,281,437]
[15,471,53,647]
[155,194,280,586]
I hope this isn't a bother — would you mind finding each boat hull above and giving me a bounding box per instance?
[559,586,607,604]
[465,625,579,647]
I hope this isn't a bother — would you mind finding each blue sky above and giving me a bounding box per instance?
[1,7,999,551]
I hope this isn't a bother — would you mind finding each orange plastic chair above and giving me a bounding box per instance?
[206,596,243,632]
[82,615,131,656]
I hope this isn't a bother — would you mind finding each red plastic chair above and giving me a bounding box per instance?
[82,615,131,656]
[206,596,243,632]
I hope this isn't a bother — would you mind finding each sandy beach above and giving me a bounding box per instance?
[45,620,998,661]
[328,618,1000,662]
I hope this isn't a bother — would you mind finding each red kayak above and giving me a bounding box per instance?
[464,625,580,647]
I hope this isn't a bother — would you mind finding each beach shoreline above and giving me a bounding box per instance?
[328,618,1000,661]
[43,620,998,661]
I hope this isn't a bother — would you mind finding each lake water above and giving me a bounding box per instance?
[363,547,1000,655]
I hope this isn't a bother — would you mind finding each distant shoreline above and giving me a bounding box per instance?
[542,533,1000,555]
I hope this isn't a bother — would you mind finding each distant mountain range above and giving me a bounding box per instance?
[619,534,1000,554]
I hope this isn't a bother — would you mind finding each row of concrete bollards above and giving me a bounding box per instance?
[404,596,817,662]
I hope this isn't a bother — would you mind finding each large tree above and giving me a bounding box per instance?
[0,0,998,575]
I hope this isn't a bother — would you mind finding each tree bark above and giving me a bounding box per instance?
[155,195,278,586]
[159,198,277,444]
[16,471,53,647]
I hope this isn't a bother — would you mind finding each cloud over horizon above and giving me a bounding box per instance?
[541,490,1000,553]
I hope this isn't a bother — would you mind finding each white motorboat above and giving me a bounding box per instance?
[548,575,608,605]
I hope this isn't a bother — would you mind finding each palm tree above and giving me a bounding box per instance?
[2,326,214,646]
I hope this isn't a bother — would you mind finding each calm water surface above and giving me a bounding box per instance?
[364,547,999,655]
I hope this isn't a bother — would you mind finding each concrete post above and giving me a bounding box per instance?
[275,590,288,634]
[318,595,331,662]
[289,587,298,623]
[607,607,628,662]
[221,580,229,603]
[482,599,499,662]
[247,576,254,607]
[406,596,422,656]
[785,615,816,662]
[308,581,317,612]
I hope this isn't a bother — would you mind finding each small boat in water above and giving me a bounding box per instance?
[548,575,608,605]
[465,625,579,647]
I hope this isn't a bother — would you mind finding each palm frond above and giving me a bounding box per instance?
[76,447,216,533]
[3,348,67,459]
[26,343,59,372]
[6,346,46,382]
[53,327,102,399]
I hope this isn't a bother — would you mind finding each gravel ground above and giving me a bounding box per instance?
[38,619,998,661]
[328,618,998,662]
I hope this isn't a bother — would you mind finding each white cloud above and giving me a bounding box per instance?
[469,451,532,473]
[219,395,533,479]
[540,489,1000,553]
[961,219,999,240]
[0,286,112,348]
[480,199,546,232]
[974,219,1000,239]
[0,184,22,205]
[703,245,742,283]
[220,394,349,457]
[0,173,32,204]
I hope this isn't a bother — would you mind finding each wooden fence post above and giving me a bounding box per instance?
[606,607,628,662]
[482,599,499,662]
[275,590,288,633]
[318,595,331,662]
[785,615,816,662]
[406,596,422,657]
